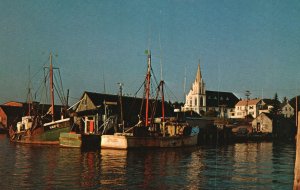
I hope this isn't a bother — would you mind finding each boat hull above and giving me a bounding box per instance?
[11,126,70,145]
[101,133,198,149]
[10,119,71,145]
[59,132,101,148]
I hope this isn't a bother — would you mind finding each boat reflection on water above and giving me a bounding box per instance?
[99,149,128,187]
[97,147,199,189]
[0,136,295,189]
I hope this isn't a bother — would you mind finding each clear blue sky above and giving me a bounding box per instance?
[1,0,300,105]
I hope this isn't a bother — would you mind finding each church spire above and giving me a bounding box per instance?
[195,60,202,82]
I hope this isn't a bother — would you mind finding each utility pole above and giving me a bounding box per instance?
[245,90,251,118]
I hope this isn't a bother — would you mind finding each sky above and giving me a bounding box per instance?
[0,0,300,105]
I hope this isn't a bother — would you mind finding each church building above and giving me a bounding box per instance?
[182,64,239,117]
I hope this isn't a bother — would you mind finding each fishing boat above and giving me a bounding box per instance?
[101,50,199,149]
[59,96,120,148]
[9,53,71,144]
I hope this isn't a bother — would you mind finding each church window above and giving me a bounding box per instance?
[195,98,197,106]
[200,97,203,106]
[190,100,192,106]
[214,96,217,99]
[226,97,229,101]
[220,97,223,101]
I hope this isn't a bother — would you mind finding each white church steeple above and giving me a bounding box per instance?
[182,62,206,115]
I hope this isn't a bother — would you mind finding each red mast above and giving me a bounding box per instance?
[145,50,151,127]
[49,52,55,122]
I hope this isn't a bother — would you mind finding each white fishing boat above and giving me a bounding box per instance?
[101,50,199,149]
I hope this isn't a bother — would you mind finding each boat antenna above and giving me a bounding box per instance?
[159,33,163,81]
[183,65,187,102]
[103,71,106,94]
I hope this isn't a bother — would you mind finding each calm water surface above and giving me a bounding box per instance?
[0,134,295,189]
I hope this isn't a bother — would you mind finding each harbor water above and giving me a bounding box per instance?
[0,134,295,189]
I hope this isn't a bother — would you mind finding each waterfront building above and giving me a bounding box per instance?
[281,101,294,118]
[182,64,238,117]
[0,105,24,129]
[252,112,295,137]
[75,91,175,128]
[231,99,261,119]
[258,99,275,114]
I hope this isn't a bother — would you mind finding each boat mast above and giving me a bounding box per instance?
[145,50,151,127]
[26,65,32,116]
[161,81,165,123]
[49,52,55,122]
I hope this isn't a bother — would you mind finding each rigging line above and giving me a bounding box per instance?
[164,82,180,102]
[54,72,66,105]
[133,79,146,97]
[58,69,66,104]
[34,71,49,101]
[30,58,49,80]
[58,69,67,103]
[53,84,65,106]
[150,66,159,87]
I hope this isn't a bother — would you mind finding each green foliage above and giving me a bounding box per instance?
[270,92,281,116]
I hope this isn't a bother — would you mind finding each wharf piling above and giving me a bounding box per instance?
[294,112,300,190]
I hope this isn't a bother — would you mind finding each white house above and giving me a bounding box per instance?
[258,99,274,114]
[281,101,294,118]
[231,99,261,119]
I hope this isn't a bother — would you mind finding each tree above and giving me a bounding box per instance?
[282,96,288,104]
[270,93,281,138]
[270,93,281,116]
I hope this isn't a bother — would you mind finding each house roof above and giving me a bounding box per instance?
[0,102,66,121]
[85,91,120,107]
[236,99,261,106]
[206,90,239,108]
[260,112,274,120]
[280,101,292,109]
[80,91,175,118]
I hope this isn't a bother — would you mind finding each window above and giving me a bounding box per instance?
[257,123,261,132]
[249,106,254,109]
[195,98,197,106]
